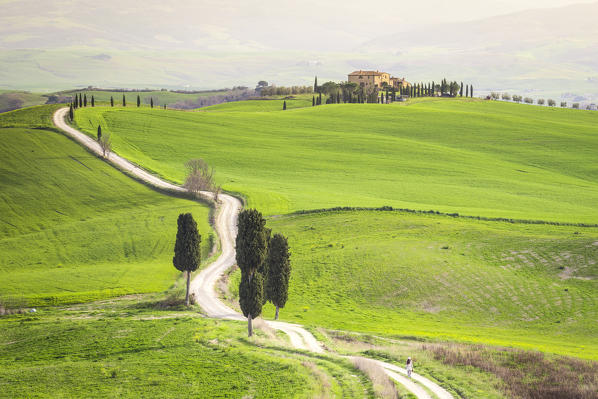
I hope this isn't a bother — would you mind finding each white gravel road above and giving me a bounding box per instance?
[54,107,454,399]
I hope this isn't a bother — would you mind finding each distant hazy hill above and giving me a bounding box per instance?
[1,0,597,102]
[360,2,598,101]
[364,2,598,51]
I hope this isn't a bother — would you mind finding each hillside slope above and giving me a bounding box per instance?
[259,210,598,360]
[0,106,213,305]
[74,99,598,223]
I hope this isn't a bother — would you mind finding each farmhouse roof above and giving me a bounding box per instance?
[348,70,386,76]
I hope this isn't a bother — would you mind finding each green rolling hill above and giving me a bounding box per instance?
[72,98,598,360]
[74,98,598,223]
[0,105,214,305]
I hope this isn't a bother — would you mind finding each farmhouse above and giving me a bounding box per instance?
[348,70,411,90]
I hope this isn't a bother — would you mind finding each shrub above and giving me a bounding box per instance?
[537,98,545,105]
[524,97,533,104]
[572,103,580,109]
[490,92,500,100]
[501,93,511,101]
[423,343,598,399]
[560,101,567,108]
[547,99,556,107]
[512,95,522,103]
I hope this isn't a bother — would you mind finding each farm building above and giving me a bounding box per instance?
[348,70,411,90]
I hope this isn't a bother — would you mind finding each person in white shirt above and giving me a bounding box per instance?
[406,357,413,378]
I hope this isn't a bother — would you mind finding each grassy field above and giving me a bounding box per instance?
[248,210,598,360]
[0,296,372,399]
[74,98,598,223]
[58,89,230,107]
[0,89,234,114]
[70,98,598,359]
[0,106,214,306]
[199,95,313,112]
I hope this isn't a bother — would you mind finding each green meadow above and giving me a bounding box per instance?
[72,98,598,360]
[0,297,371,398]
[256,210,598,360]
[59,89,230,106]
[74,98,598,223]
[3,97,596,397]
[0,106,213,306]
[200,95,313,112]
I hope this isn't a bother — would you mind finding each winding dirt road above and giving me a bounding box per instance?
[54,107,454,399]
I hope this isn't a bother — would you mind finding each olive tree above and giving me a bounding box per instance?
[183,159,215,196]
[99,132,112,158]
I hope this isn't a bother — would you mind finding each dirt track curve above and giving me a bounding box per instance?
[54,107,454,399]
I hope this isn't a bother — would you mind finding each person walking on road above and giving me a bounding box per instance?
[406,357,413,378]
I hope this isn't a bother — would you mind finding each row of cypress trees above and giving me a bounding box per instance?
[71,93,95,109]
[72,93,162,108]
[402,80,474,98]
[173,209,291,337]
[236,209,291,336]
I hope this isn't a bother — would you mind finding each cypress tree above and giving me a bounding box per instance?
[110,96,114,107]
[337,93,341,104]
[314,76,318,93]
[283,100,286,110]
[79,93,83,107]
[470,85,473,98]
[150,98,154,108]
[466,85,469,97]
[69,103,74,120]
[97,125,102,141]
[239,272,264,328]
[265,233,291,320]
[122,94,126,107]
[236,209,268,336]
[172,213,202,306]
[137,95,141,107]
[84,94,87,107]
[319,92,322,105]
[459,82,463,97]
[91,95,95,107]
[312,96,315,106]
